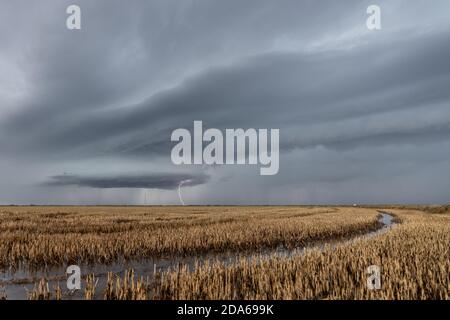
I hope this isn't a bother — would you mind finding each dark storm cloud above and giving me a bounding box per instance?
[46,173,209,190]
[1,0,359,131]
[4,29,450,158]
[1,0,450,204]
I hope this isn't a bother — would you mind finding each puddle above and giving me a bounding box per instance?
[0,212,395,300]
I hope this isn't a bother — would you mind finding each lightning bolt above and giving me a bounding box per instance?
[177,179,191,206]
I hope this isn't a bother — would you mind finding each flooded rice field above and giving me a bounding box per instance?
[0,212,395,300]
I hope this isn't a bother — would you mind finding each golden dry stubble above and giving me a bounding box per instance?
[153,209,450,300]
[0,206,380,269]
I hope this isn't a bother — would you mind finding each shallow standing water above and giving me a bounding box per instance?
[0,212,395,300]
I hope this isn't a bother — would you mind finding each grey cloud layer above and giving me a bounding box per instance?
[46,173,209,190]
[0,0,450,204]
[4,30,450,157]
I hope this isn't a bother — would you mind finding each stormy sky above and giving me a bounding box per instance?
[1,0,449,205]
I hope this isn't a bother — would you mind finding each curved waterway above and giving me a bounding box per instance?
[0,212,395,300]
